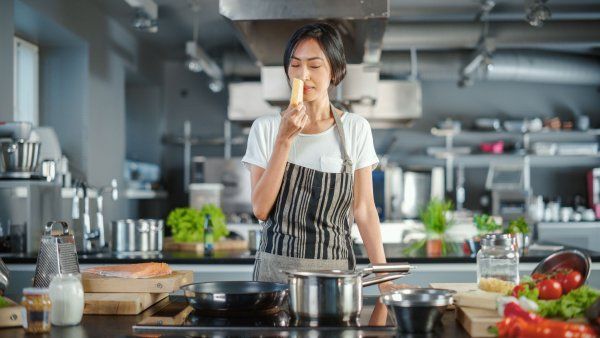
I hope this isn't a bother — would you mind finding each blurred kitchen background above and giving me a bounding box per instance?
[0,0,599,256]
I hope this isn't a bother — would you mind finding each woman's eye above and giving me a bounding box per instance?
[310,66,321,69]
[290,63,300,67]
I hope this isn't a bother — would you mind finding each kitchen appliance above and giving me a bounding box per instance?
[33,221,80,288]
[111,219,163,253]
[381,288,454,333]
[284,263,412,321]
[486,163,530,223]
[0,180,61,253]
[191,157,252,215]
[133,296,397,334]
[0,140,41,177]
[181,281,288,313]
[401,168,445,219]
[587,168,600,219]
[372,167,444,221]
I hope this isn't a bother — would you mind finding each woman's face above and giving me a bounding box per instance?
[287,38,332,103]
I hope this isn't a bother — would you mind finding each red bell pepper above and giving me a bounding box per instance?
[496,315,598,338]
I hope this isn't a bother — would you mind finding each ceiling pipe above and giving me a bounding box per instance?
[382,20,600,50]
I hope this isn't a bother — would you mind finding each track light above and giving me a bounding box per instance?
[185,41,225,92]
[526,0,552,27]
[125,0,158,33]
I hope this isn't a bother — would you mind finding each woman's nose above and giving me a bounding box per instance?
[300,65,310,81]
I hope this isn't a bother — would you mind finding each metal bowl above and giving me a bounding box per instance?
[532,249,592,282]
[0,140,41,173]
[381,288,454,333]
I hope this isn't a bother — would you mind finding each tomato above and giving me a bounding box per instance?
[537,279,563,300]
[532,273,547,281]
[512,284,526,298]
[558,270,583,294]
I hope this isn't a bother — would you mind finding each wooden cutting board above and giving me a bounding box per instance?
[137,299,193,325]
[82,270,193,293]
[456,306,502,338]
[0,298,22,327]
[163,238,248,253]
[430,283,503,337]
[84,292,169,315]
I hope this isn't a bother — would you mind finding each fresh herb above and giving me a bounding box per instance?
[0,296,13,308]
[420,199,454,236]
[166,205,229,243]
[505,217,530,235]
[474,214,501,235]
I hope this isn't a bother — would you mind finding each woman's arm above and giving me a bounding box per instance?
[353,165,387,264]
[250,104,308,221]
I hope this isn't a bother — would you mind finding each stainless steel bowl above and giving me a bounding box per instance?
[381,288,454,333]
[532,249,592,282]
[0,140,41,173]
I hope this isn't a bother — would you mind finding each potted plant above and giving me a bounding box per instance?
[504,217,530,254]
[421,199,454,257]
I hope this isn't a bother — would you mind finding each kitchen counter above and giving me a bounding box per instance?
[3,242,599,299]
[0,296,471,338]
[3,242,598,264]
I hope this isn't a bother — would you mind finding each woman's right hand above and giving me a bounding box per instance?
[277,103,308,144]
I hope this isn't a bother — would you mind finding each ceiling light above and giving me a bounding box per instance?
[185,58,203,73]
[124,0,158,33]
[526,0,552,27]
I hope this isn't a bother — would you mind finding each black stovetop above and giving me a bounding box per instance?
[133,296,396,334]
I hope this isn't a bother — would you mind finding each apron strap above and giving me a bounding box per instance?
[331,103,353,174]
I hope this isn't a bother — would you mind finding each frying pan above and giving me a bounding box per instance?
[180,281,288,313]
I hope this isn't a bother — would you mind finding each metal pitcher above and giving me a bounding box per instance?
[33,221,80,288]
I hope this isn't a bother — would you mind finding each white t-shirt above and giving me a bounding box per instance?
[242,112,379,173]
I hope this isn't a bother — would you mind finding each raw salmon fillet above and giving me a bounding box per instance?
[84,262,173,278]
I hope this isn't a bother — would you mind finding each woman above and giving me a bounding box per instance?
[242,23,398,292]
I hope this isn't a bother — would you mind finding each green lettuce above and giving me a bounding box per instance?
[166,205,229,243]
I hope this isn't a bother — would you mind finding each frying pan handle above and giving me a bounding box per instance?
[362,272,408,287]
[362,263,413,276]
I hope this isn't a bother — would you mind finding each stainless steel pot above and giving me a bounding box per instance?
[0,140,41,174]
[147,219,164,252]
[285,263,413,321]
[111,219,161,252]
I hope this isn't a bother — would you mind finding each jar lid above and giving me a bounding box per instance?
[481,233,516,247]
[22,287,49,295]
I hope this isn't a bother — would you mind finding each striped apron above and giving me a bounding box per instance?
[253,105,356,283]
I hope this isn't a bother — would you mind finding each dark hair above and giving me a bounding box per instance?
[283,23,347,86]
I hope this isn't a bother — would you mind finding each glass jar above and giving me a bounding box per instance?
[49,273,84,326]
[476,233,520,287]
[21,287,52,333]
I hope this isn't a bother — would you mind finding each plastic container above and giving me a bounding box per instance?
[476,234,520,287]
[189,183,223,210]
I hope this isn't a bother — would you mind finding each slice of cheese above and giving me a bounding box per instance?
[453,290,501,311]
[290,78,303,106]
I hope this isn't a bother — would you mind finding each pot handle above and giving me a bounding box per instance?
[362,272,409,287]
[362,263,413,276]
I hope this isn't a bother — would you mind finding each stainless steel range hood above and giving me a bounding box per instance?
[219,0,389,66]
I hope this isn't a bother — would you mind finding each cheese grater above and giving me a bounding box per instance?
[33,221,80,288]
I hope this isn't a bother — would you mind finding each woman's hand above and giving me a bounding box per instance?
[277,103,308,144]
[378,281,419,294]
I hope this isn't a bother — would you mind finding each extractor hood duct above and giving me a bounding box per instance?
[219,0,389,66]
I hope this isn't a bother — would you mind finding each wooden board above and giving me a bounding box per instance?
[430,282,480,293]
[82,270,193,293]
[163,238,248,253]
[0,298,23,328]
[84,292,169,315]
[137,300,193,325]
[456,306,502,338]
